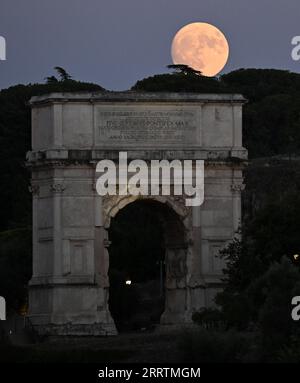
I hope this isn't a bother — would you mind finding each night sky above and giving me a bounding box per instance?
[0,0,300,90]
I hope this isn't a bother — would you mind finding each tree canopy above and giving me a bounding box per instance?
[132,68,300,158]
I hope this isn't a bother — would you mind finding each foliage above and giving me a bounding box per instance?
[216,233,300,357]
[0,228,32,309]
[276,336,300,363]
[221,69,300,158]
[192,308,225,329]
[221,68,300,103]
[209,159,300,361]
[133,68,300,158]
[53,66,72,81]
[178,329,252,363]
[166,64,202,76]
[213,240,300,360]
[218,188,300,298]
[132,72,227,93]
[248,258,300,353]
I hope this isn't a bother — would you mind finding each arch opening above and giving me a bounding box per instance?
[107,199,186,332]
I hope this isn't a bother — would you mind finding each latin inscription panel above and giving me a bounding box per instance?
[95,105,201,147]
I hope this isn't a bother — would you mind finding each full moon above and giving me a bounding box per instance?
[171,22,229,77]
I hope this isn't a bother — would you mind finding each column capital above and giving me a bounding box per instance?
[103,238,111,248]
[231,183,245,192]
[29,183,40,196]
[51,183,66,193]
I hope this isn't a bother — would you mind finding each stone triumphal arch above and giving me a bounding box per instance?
[27,92,247,335]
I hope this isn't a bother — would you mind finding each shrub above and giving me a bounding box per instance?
[178,329,252,363]
[192,308,225,330]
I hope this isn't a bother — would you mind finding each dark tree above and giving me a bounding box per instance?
[167,64,202,76]
[54,66,72,81]
[45,75,59,84]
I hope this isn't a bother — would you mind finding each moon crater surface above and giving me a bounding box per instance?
[171,22,229,77]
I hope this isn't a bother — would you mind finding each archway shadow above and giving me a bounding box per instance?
[107,199,186,333]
